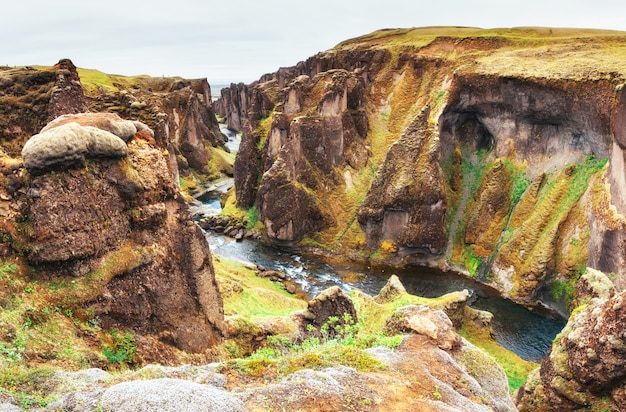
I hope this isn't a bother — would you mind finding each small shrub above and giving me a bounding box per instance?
[102,329,136,365]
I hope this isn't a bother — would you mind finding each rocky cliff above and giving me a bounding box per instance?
[217,27,626,315]
[0,63,226,367]
[1,60,229,183]
[516,268,626,411]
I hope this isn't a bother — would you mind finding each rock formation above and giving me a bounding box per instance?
[516,268,626,411]
[84,73,229,180]
[217,27,626,313]
[13,112,224,359]
[0,59,228,182]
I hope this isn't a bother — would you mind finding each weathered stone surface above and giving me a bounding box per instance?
[42,112,142,142]
[358,106,447,258]
[232,69,368,244]
[21,115,224,357]
[294,286,357,338]
[238,326,515,411]
[22,122,128,173]
[385,304,462,350]
[47,58,88,120]
[517,282,626,411]
[374,274,407,303]
[99,379,245,412]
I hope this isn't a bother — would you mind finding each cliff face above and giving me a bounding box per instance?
[85,74,229,180]
[218,27,626,313]
[516,269,626,411]
[16,113,223,359]
[0,63,226,364]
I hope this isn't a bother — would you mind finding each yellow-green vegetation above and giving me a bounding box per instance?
[255,112,274,151]
[458,327,537,391]
[350,289,428,335]
[74,67,152,96]
[206,146,235,180]
[220,313,399,379]
[498,156,607,295]
[0,257,148,407]
[350,285,537,391]
[339,27,626,80]
[212,256,306,318]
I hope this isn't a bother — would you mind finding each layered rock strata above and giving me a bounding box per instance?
[217,27,626,312]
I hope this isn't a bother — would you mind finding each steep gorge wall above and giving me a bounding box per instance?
[0,62,228,363]
[218,29,626,314]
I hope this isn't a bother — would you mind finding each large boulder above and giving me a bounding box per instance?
[21,121,129,173]
[99,379,245,412]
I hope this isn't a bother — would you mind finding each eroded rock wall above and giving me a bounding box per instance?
[7,112,224,361]
[219,29,626,313]
[87,76,228,178]
[516,269,626,411]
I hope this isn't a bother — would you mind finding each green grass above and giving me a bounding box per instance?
[459,327,537,391]
[213,257,306,318]
[220,314,400,378]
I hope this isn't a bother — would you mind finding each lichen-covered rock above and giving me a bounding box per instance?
[374,274,407,303]
[294,286,357,339]
[385,304,462,350]
[20,114,224,358]
[99,379,245,412]
[233,69,368,245]
[21,122,129,173]
[358,106,447,259]
[516,282,626,411]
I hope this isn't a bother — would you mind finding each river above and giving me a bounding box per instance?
[193,126,565,363]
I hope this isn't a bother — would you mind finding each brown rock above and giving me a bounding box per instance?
[21,115,224,357]
[295,286,357,339]
[385,304,462,350]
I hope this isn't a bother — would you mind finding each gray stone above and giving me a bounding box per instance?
[99,378,246,412]
[22,122,128,172]
[42,113,141,142]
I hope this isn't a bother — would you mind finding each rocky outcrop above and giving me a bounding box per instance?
[237,304,515,412]
[516,269,626,411]
[358,106,447,258]
[0,59,227,182]
[229,69,369,248]
[293,286,357,339]
[219,27,626,312]
[86,75,228,179]
[21,113,138,173]
[0,60,86,157]
[17,113,224,357]
[47,58,88,120]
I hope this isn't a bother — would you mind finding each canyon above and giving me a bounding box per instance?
[217,27,626,317]
[1,26,626,411]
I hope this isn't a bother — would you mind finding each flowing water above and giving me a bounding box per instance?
[193,125,565,363]
[200,232,564,362]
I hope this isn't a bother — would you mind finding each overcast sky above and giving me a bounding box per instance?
[2,0,626,86]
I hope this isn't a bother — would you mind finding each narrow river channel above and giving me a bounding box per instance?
[193,126,565,363]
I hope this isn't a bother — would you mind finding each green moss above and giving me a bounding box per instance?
[213,257,306,318]
[0,365,56,408]
[255,112,274,151]
[458,327,537,391]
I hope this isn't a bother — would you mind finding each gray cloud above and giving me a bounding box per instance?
[2,0,625,85]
